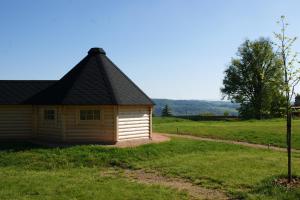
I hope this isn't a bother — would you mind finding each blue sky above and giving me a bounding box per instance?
[0,0,300,100]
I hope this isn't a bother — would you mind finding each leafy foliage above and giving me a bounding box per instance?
[221,38,285,119]
[273,16,300,103]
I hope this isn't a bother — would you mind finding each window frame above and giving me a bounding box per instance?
[79,109,101,121]
[44,109,56,121]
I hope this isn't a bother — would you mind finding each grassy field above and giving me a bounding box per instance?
[153,117,300,149]
[0,168,189,200]
[0,142,191,200]
[1,138,300,199]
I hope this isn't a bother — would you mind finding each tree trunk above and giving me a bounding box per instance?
[287,109,292,182]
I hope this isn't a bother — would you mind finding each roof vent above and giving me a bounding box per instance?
[88,48,106,55]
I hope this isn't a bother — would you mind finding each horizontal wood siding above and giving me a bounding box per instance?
[64,106,115,143]
[118,106,150,141]
[0,105,33,140]
[36,106,62,141]
[0,105,151,142]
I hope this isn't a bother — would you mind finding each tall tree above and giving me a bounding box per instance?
[221,38,284,119]
[273,16,300,182]
[161,105,172,117]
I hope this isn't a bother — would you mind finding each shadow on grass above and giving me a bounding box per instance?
[231,175,300,200]
[0,140,118,152]
[0,142,43,152]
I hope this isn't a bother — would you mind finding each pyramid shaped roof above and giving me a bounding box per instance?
[26,48,154,105]
[0,80,56,104]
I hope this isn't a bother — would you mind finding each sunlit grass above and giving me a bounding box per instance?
[153,117,300,149]
[1,137,300,199]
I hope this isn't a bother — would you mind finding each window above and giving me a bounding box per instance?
[44,109,55,120]
[80,110,100,120]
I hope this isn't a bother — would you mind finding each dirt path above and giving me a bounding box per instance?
[101,168,228,200]
[155,132,300,153]
[101,133,300,199]
[105,134,170,148]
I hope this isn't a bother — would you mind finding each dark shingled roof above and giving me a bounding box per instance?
[0,81,56,104]
[0,48,154,105]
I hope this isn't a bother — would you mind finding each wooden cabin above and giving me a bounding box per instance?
[0,48,154,144]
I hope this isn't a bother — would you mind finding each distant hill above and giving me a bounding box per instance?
[152,99,239,116]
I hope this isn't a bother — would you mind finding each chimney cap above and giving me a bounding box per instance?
[88,48,106,55]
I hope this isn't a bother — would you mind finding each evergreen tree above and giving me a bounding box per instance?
[161,105,172,117]
[294,94,300,106]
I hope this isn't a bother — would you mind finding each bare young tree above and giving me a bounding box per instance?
[273,15,300,182]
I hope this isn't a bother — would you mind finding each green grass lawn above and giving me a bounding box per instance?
[0,168,188,200]
[1,139,300,199]
[153,117,300,149]
[0,142,190,200]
